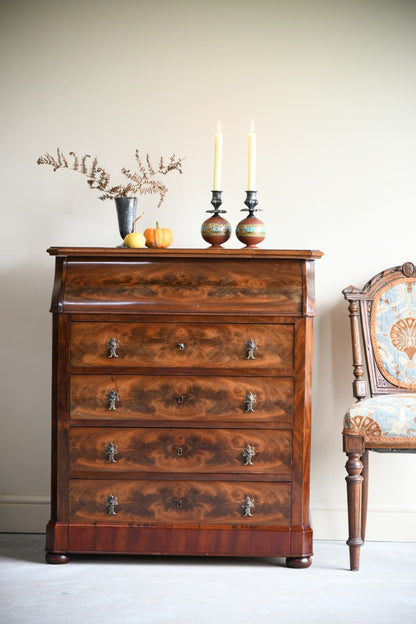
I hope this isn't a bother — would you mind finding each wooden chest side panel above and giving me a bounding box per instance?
[69,428,292,474]
[70,375,293,423]
[69,479,291,525]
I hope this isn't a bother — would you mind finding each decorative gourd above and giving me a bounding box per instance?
[123,213,146,248]
[144,222,173,248]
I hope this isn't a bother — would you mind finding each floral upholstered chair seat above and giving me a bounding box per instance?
[342,262,416,571]
[344,394,416,443]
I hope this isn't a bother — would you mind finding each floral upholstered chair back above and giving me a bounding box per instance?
[343,261,416,444]
[371,270,416,391]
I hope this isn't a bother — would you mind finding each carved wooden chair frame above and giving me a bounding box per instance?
[343,261,416,570]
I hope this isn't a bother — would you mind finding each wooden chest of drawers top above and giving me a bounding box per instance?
[47,247,322,316]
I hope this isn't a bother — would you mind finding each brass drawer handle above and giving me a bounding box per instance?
[107,337,120,358]
[244,391,256,413]
[177,342,187,351]
[242,444,256,466]
[245,339,257,360]
[105,494,118,515]
[242,495,255,517]
[107,389,119,411]
[105,442,118,463]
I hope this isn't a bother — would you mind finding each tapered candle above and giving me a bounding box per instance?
[213,122,223,190]
[247,119,256,191]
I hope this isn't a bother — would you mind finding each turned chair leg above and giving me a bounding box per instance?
[345,451,364,571]
[361,450,369,543]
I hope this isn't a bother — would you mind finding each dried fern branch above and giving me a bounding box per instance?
[37,148,184,205]
[37,149,112,199]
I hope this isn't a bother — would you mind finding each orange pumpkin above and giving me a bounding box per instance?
[144,222,173,248]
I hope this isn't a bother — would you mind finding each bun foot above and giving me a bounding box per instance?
[286,556,312,569]
[46,552,70,564]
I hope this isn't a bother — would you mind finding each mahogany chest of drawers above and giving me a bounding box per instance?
[45,247,322,567]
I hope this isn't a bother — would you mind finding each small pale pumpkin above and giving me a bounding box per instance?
[144,221,173,248]
[123,213,146,248]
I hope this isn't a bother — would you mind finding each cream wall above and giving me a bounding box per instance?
[1,0,416,542]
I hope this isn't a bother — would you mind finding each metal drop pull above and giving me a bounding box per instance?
[105,442,118,463]
[107,337,120,358]
[107,389,120,411]
[242,444,255,466]
[244,391,257,413]
[177,342,187,351]
[245,339,258,360]
[242,495,255,517]
[106,494,118,515]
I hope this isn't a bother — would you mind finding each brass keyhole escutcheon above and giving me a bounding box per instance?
[105,442,118,463]
[242,495,255,517]
[107,337,120,359]
[244,392,257,413]
[177,342,186,351]
[107,390,119,411]
[177,394,184,404]
[177,447,183,456]
[105,494,118,515]
[242,444,255,466]
[245,339,258,360]
[176,499,182,509]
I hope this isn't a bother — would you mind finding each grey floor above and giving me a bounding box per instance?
[0,534,415,624]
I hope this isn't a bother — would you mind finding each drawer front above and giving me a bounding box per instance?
[69,428,292,474]
[70,322,294,372]
[70,375,293,423]
[69,479,291,525]
[62,257,304,314]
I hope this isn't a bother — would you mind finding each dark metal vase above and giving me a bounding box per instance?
[114,197,137,243]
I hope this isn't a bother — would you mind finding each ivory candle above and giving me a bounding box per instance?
[213,122,223,190]
[247,119,256,191]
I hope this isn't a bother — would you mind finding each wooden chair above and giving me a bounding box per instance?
[343,262,416,571]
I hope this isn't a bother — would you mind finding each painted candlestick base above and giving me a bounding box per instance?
[235,190,266,248]
[201,190,231,247]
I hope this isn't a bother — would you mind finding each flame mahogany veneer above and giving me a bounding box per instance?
[45,247,322,567]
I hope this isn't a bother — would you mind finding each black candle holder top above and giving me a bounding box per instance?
[242,190,262,216]
[207,190,226,215]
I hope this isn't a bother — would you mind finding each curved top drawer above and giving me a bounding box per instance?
[49,253,319,316]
